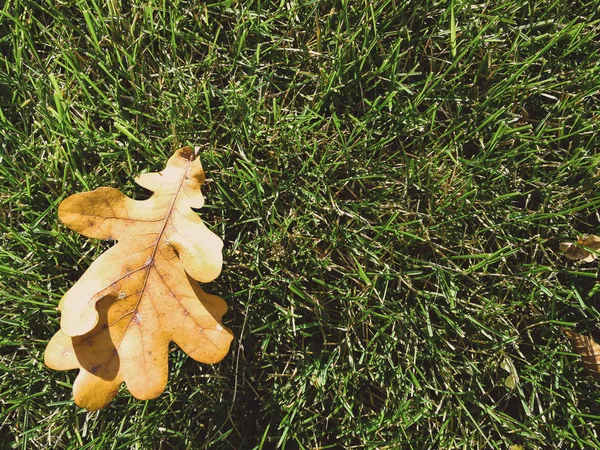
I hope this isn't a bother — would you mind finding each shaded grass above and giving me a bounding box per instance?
[2,0,600,448]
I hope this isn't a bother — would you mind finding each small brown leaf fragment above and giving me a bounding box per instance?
[44,147,233,410]
[564,329,600,380]
[559,235,600,262]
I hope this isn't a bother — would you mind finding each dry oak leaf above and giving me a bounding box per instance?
[559,235,600,262]
[44,147,233,410]
[564,329,600,380]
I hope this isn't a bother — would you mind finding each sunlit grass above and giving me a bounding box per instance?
[2,0,600,448]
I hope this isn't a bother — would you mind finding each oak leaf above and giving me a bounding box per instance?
[559,235,600,262]
[45,147,233,410]
[564,329,600,380]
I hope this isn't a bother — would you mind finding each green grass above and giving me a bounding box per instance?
[2,0,600,448]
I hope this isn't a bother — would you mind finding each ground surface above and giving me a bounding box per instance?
[2,1,600,449]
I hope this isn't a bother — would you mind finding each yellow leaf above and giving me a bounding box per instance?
[564,329,600,380]
[560,235,600,262]
[45,147,233,410]
[504,374,517,390]
[500,357,518,390]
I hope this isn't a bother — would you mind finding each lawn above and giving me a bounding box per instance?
[2,0,600,448]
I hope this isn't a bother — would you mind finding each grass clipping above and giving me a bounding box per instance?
[45,148,233,410]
